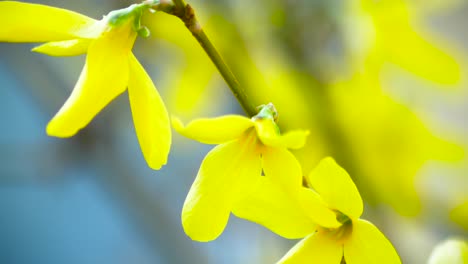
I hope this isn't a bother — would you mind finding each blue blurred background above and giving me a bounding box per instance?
[0,0,467,263]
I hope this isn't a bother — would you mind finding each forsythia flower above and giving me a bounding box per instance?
[0,1,171,169]
[173,103,310,242]
[233,157,401,263]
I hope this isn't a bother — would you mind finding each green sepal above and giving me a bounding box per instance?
[106,4,147,27]
[138,26,151,38]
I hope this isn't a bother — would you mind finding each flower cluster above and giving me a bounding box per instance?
[175,104,400,263]
[0,1,401,263]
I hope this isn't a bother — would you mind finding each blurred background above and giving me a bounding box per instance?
[0,0,467,263]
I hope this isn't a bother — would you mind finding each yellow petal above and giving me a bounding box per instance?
[127,54,171,170]
[47,23,136,137]
[182,135,262,242]
[232,177,316,239]
[32,39,91,56]
[344,219,401,264]
[306,157,363,219]
[298,187,342,228]
[254,118,309,149]
[172,115,254,144]
[278,232,343,264]
[0,1,99,42]
[262,147,303,194]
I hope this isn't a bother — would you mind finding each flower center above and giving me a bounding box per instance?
[328,221,352,242]
[321,212,353,242]
[241,127,260,147]
[336,211,351,225]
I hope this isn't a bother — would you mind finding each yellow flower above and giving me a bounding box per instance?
[0,1,171,169]
[233,157,401,263]
[173,103,310,242]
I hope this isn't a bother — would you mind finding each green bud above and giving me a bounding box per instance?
[253,103,278,121]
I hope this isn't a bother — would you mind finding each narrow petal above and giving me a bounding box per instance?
[344,219,401,264]
[262,147,303,194]
[32,39,91,56]
[278,232,343,264]
[298,187,342,228]
[0,1,99,42]
[306,157,363,219]
[233,177,316,239]
[254,118,309,149]
[182,134,262,242]
[128,54,171,170]
[47,24,136,137]
[172,115,254,144]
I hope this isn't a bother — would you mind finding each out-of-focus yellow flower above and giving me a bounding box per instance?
[428,239,468,264]
[173,103,309,242]
[347,0,461,85]
[233,157,401,264]
[0,1,171,169]
[330,75,463,215]
[142,11,219,119]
